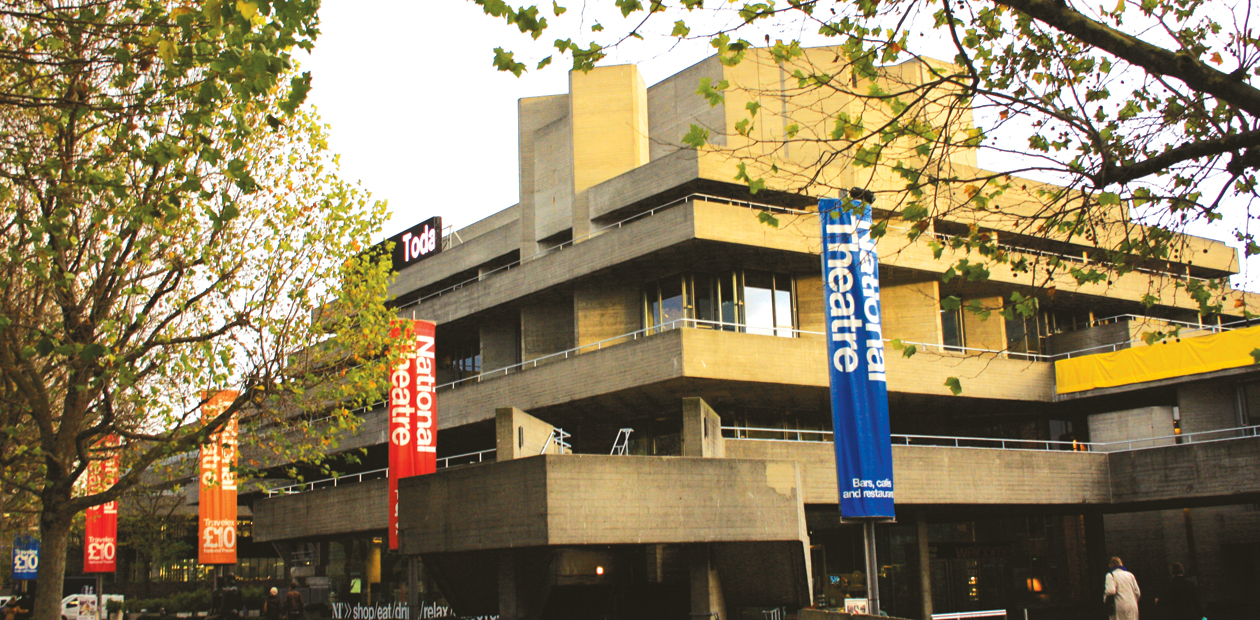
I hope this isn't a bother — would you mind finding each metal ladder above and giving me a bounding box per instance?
[540,427,571,454]
[610,428,634,455]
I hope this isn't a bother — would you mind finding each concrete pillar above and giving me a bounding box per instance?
[569,65,650,240]
[917,511,933,620]
[688,544,727,620]
[498,550,522,620]
[496,407,569,459]
[682,397,725,458]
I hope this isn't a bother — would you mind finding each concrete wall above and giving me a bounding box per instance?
[1046,322,1130,357]
[795,273,825,335]
[883,280,941,345]
[520,296,574,362]
[961,296,1006,351]
[495,407,569,459]
[647,56,725,162]
[682,397,725,458]
[1088,406,1176,450]
[517,95,569,257]
[532,115,574,241]
[1178,380,1241,432]
[724,439,1112,505]
[436,325,1058,430]
[574,280,640,348]
[481,315,519,372]
[253,478,387,543]
[1107,436,1260,504]
[398,455,809,554]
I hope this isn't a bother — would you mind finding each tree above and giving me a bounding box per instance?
[474,0,1260,318]
[0,2,395,619]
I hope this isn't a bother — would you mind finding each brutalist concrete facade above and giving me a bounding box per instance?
[251,49,1260,620]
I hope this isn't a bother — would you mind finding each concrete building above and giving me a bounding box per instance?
[249,49,1260,620]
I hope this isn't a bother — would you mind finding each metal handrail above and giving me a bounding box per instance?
[400,193,809,312]
[260,424,1260,498]
[721,424,1260,453]
[263,448,496,497]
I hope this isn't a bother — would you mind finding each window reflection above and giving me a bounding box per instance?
[643,271,795,337]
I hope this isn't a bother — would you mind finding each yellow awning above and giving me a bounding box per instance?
[1055,324,1260,394]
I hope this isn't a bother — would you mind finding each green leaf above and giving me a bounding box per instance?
[671,20,691,37]
[1251,348,1260,364]
[758,211,780,228]
[746,101,761,117]
[492,48,526,77]
[944,377,963,396]
[682,124,709,148]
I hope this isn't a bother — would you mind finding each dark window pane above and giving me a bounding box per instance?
[942,309,964,351]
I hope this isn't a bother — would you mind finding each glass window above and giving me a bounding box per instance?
[774,274,794,337]
[942,306,964,351]
[644,271,795,337]
[745,271,776,336]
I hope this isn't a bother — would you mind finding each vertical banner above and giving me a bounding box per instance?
[819,197,896,520]
[84,435,120,573]
[198,390,240,565]
[388,319,437,550]
[12,534,39,580]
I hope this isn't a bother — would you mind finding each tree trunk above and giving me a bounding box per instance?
[35,502,74,620]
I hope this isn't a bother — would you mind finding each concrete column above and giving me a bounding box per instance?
[496,407,569,459]
[917,511,933,620]
[682,397,725,458]
[688,544,727,620]
[498,550,521,620]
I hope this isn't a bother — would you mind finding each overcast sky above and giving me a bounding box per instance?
[299,0,1257,290]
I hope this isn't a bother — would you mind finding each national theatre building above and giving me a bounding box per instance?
[245,48,1260,620]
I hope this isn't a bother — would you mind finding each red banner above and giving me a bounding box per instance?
[84,435,119,573]
[198,390,240,565]
[388,319,437,549]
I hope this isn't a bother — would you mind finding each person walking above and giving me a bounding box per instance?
[264,587,283,620]
[1156,563,1201,620]
[220,574,244,620]
[1104,556,1141,620]
[284,583,304,620]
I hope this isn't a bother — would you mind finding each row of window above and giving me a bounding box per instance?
[644,270,797,337]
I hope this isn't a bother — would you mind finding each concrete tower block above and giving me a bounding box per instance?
[569,65,650,239]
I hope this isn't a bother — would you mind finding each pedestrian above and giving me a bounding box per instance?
[284,582,304,620]
[263,587,283,620]
[1155,563,1201,620]
[1104,556,1141,620]
[219,574,243,620]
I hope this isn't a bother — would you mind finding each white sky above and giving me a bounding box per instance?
[299,0,1257,290]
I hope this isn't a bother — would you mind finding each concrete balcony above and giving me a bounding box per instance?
[251,433,1260,545]
[431,326,1056,430]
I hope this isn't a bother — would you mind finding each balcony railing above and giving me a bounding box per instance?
[263,448,495,497]
[258,425,1260,499]
[400,193,809,313]
[722,424,1260,453]
[405,196,1214,318]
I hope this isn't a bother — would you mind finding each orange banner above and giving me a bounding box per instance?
[84,434,119,573]
[388,319,437,550]
[198,390,240,565]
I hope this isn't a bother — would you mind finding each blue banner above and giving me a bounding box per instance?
[12,534,39,580]
[819,197,895,520]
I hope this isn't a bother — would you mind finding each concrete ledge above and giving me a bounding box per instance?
[252,478,387,543]
[725,439,1112,505]
[398,454,808,555]
[1108,435,1260,505]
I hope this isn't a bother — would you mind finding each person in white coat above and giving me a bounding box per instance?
[1105,556,1141,620]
